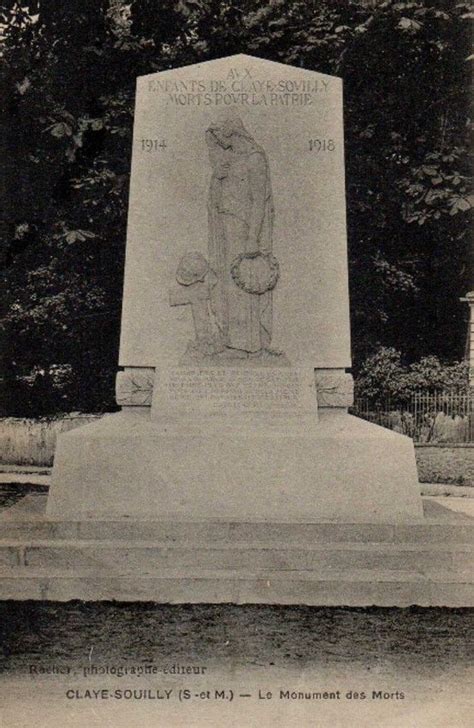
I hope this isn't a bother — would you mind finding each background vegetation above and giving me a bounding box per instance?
[1,0,473,415]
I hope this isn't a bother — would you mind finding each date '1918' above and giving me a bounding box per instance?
[141,139,167,151]
[309,139,335,152]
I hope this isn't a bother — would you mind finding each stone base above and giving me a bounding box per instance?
[47,411,423,522]
[1,495,473,605]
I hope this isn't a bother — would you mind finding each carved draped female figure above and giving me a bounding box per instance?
[206,115,274,355]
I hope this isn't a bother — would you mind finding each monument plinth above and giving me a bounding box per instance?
[47,55,423,523]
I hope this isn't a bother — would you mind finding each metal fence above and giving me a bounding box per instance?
[351,392,474,443]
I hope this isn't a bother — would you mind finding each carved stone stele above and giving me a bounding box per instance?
[315,369,354,408]
[116,368,155,407]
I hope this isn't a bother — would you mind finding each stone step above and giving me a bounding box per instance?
[0,568,472,606]
[2,519,474,545]
[0,539,472,574]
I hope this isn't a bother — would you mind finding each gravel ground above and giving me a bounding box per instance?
[1,602,472,673]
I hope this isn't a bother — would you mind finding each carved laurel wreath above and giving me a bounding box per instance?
[230,251,280,294]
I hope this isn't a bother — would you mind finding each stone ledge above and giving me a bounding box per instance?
[0,572,472,606]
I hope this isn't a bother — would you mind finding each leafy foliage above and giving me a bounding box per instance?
[1,0,472,415]
[355,346,469,404]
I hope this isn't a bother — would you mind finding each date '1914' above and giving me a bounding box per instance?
[141,139,167,151]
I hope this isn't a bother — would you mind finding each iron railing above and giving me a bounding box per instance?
[351,392,474,443]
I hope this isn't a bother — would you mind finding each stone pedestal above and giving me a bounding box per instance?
[47,404,422,523]
[3,491,474,605]
[49,365,424,523]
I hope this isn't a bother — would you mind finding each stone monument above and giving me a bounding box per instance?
[47,55,423,522]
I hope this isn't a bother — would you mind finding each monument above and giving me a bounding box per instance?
[3,55,474,607]
[47,54,423,523]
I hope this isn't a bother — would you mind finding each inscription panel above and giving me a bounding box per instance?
[147,70,331,108]
[153,367,316,416]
